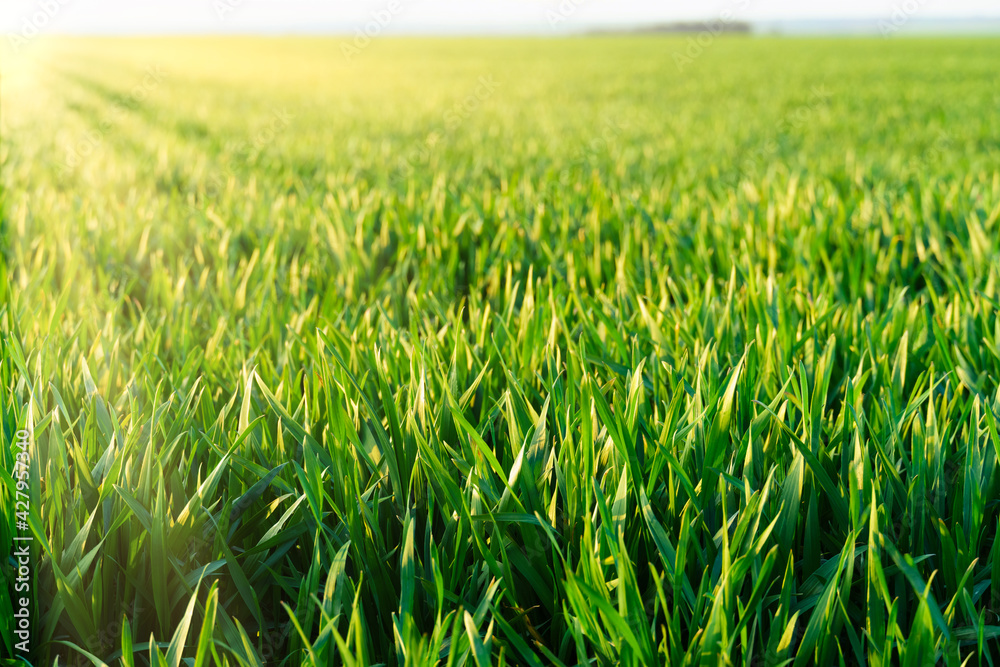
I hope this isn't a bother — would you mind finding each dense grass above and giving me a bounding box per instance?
[2,36,1000,665]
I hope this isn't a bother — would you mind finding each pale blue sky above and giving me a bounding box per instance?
[3,0,1000,35]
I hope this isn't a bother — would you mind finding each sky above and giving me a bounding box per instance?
[3,0,1000,35]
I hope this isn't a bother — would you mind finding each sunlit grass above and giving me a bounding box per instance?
[2,35,1000,666]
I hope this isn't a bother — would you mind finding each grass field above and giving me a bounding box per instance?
[2,35,1000,666]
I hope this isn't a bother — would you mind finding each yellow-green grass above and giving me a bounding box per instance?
[2,35,1000,665]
